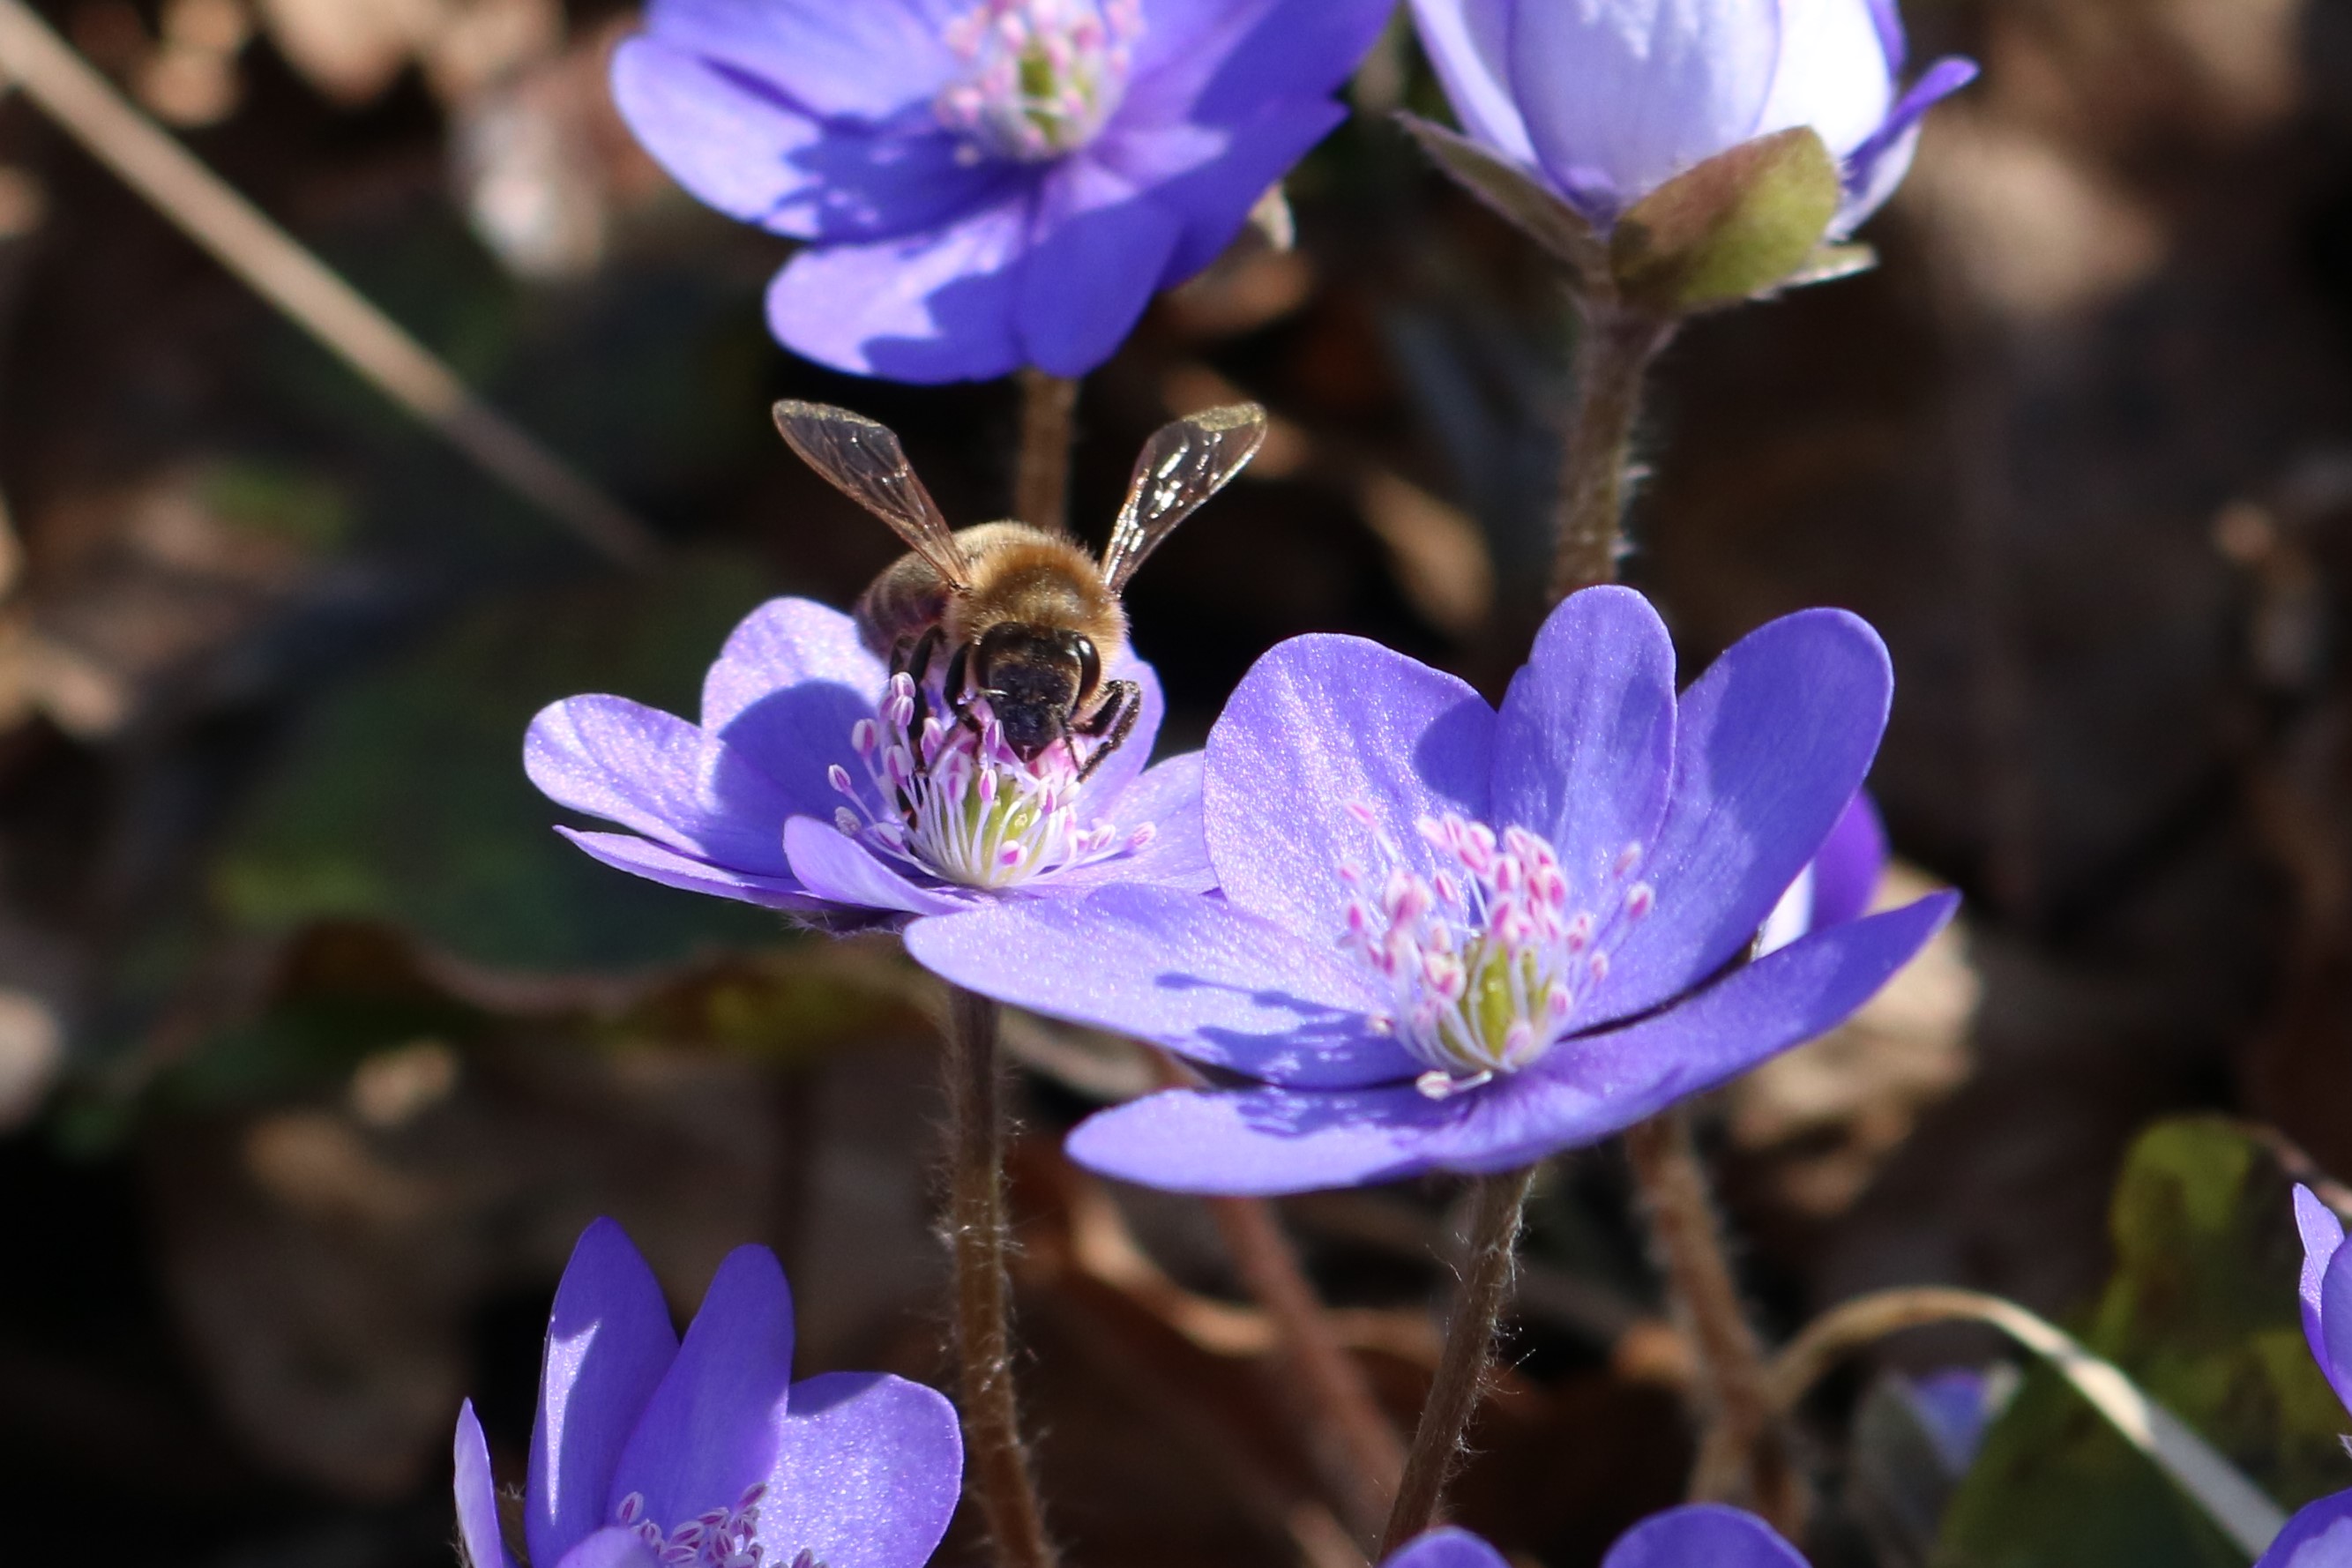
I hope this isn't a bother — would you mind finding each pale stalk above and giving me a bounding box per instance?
[1015,369,1079,532]
[943,988,1057,1568]
[1378,1167,1537,1557]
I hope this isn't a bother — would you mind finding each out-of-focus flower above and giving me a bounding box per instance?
[1409,0,1978,239]
[524,598,1211,928]
[610,0,1394,383]
[452,1219,959,1568]
[2261,1188,2352,1565]
[908,586,1954,1195]
[1384,1506,1811,1568]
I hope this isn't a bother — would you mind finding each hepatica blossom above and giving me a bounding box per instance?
[1410,0,1978,236]
[2259,1187,2352,1565]
[525,598,1209,927]
[453,1219,959,1568]
[611,0,1393,382]
[1385,1507,1809,1568]
[908,586,1954,1195]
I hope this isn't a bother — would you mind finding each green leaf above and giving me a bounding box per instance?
[1394,111,1609,286]
[1934,1117,2341,1567]
[1608,128,1843,315]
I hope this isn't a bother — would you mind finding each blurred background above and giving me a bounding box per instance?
[1,0,2347,1564]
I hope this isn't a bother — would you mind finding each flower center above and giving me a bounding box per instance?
[616,1486,816,1568]
[1338,810,1653,1099]
[933,0,1142,162]
[830,673,1151,892]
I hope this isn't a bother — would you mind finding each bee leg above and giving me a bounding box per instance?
[1074,681,1141,783]
[891,626,940,683]
[943,643,985,735]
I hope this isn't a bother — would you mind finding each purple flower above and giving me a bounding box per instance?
[907,586,1955,1195]
[453,1219,960,1568]
[524,597,1212,927]
[611,0,1394,383]
[2260,1188,2352,1566]
[1384,1507,1809,1568]
[1408,0,1978,237]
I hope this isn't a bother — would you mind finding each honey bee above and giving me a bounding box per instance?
[773,398,1267,780]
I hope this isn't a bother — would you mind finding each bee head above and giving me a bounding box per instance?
[973,625,1098,759]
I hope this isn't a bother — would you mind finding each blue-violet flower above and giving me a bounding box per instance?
[525,597,1212,928]
[907,586,1954,1195]
[1385,1506,1809,1568]
[1409,0,1978,238]
[2259,1187,2352,1564]
[611,0,1395,383]
[453,1219,960,1568]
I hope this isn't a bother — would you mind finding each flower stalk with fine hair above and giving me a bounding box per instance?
[610,0,1395,383]
[908,585,1953,1196]
[453,1219,960,1568]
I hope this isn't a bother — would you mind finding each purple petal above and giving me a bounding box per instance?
[637,0,953,123]
[1410,894,1955,1173]
[1510,0,1785,205]
[556,829,823,914]
[1124,0,1394,127]
[2322,1236,2352,1416]
[1052,752,1216,895]
[528,1221,680,1568]
[766,193,1035,385]
[906,885,1413,1087]
[1206,634,1495,943]
[610,40,1010,243]
[1491,586,1676,908]
[1017,158,1183,378]
[1838,55,1977,231]
[759,1373,964,1568]
[456,1400,518,1568]
[1752,0,1896,162]
[551,1529,661,1568]
[697,599,886,824]
[1906,1369,1997,1472]
[1601,1505,1808,1568]
[2296,1185,2347,1402]
[609,1246,795,1530]
[1807,790,1887,931]
[526,697,798,877]
[1065,1080,1450,1195]
[1590,609,1893,1026]
[1380,1527,1513,1568]
[1407,0,1536,163]
[1864,0,1906,72]
[2259,1490,2352,1568]
[1101,97,1349,286]
[783,817,971,917]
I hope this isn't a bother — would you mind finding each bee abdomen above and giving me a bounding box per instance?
[853,553,952,661]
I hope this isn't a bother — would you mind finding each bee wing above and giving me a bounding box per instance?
[1100,402,1268,592]
[773,399,971,591]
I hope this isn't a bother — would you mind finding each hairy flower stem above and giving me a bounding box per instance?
[1624,1109,1801,1535]
[1207,1194,1407,1547]
[943,987,1057,1568]
[1015,368,1079,533]
[1550,298,1675,601]
[1378,1166,1538,1557]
